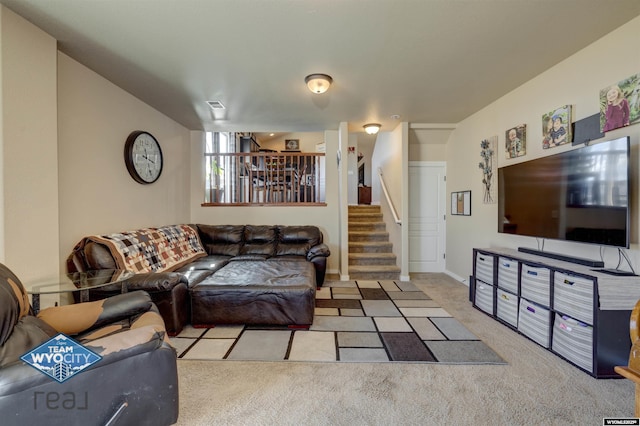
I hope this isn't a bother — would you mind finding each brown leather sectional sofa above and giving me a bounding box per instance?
[67,225,330,335]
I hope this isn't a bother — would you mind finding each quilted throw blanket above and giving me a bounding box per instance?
[83,225,206,273]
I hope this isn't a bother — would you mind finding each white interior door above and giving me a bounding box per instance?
[408,162,446,272]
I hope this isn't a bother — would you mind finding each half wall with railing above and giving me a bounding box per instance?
[203,152,325,206]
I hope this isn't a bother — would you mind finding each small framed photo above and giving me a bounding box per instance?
[451,190,471,216]
[505,124,526,158]
[284,139,300,151]
[542,105,572,149]
[599,72,640,132]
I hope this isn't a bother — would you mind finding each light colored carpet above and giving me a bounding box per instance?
[175,273,635,425]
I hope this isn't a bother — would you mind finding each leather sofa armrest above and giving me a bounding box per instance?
[84,324,172,361]
[37,291,154,336]
[307,243,330,261]
[82,272,187,295]
[122,272,188,292]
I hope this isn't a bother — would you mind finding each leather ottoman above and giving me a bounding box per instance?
[190,260,316,326]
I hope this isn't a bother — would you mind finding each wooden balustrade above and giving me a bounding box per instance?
[202,152,325,206]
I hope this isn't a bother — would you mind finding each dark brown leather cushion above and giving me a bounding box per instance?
[197,225,244,256]
[174,255,230,272]
[84,242,117,270]
[241,225,276,257]
[276,226,322,256]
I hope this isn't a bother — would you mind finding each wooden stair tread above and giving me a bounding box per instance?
[349,265,401,272]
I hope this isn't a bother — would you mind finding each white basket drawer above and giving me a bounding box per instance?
[474,280,494,316]
[553,272,595,325]
[551,314,594,373]
[520,264,551,307]
[498,257,519,294]
[518,298,551,348]
[475,252,495,285]
[496,288,518,328]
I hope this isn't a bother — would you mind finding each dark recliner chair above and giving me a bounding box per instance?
[0,263,179,426]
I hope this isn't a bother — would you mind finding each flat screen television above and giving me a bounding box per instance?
[498,136,630,248]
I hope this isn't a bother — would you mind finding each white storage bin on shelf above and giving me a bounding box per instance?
[520,263,551,307]
[551,313,594,373]
[474,280,495,316]
[475,252,495,285]
[498,257,519,294]
[518,298,552,348]
[553,271,595,325]
[496,288,518,328]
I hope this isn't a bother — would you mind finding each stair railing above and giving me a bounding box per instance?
[377,168,401,225]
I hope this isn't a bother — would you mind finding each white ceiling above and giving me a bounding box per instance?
[2,0,639,134]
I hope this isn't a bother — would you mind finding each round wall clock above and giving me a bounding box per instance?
[124,130,163,184]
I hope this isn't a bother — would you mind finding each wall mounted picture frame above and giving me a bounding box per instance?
[451,190,471,216]
[479,136,497,204]
[505,124,526,159]
[284,139,300,151]
[542,105,572,149]
[600,72,640,132]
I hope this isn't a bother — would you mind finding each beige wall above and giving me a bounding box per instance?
[347,133,358,204]
[371,123,407,277]
[357,138,375,187]
[256,132,324,152]
[190,130,341,274]
[408,128,453,161]
[446,15,640,282]
[1,8,59,284]
[57,52,192,267]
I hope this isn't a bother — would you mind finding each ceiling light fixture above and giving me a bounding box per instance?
[305,73,333,94]
[363,123,381,135]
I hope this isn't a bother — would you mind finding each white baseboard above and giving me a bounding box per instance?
[340,274,350,281]
[400,274,411,282]
[445,269,469,286]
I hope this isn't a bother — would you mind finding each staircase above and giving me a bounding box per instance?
[348,205,400,280]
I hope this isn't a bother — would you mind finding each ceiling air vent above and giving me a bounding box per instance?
[206,100,225,110]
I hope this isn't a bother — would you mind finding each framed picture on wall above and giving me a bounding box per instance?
[599,72,640,132]
[505,124,526,158]
[542,105,572,149]
[451,191,471,216]
[284,139,300,151]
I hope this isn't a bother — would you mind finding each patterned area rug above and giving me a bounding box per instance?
[170,279,506,364]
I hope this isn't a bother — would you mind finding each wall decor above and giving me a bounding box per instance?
[284,139,300,151]
[451,191,471,216]
[600,72,640,132]
[124,130,163,184]
[505,124,526,158]
[479,136,497,204]
[542,105,572,149]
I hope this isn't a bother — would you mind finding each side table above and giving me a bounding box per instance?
[28,269,134,314]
